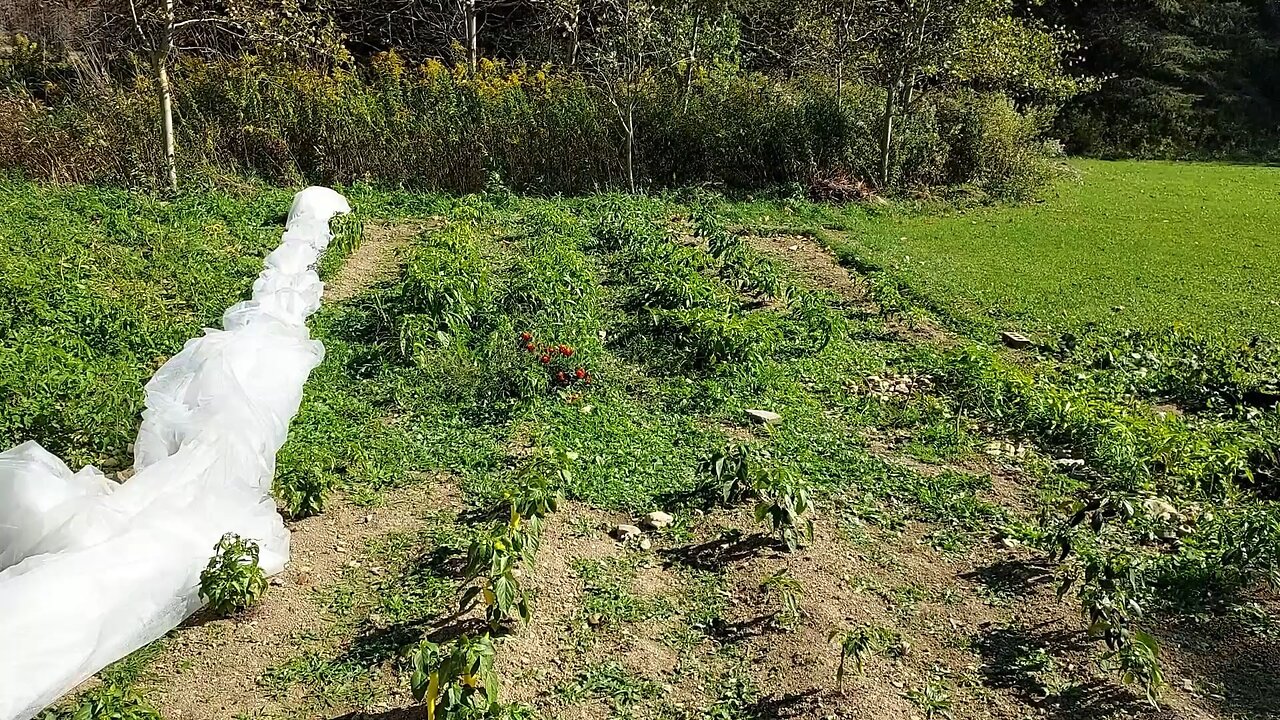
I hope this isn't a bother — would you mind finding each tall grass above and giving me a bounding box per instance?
[0,54,1056,197]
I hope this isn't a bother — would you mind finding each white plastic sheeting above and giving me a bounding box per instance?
[0,187,351,720]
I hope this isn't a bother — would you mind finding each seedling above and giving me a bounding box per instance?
[753,467,814,552]
[409,634,501,720]
[199,533,268,616]
[830,625,898,690]
[760,569,803,629]
[907,680,955,720]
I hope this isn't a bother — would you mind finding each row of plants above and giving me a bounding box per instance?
[408,450,574,719]
[912,338,1280,704]
[592,199,842,376]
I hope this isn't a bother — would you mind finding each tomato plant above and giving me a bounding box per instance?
[199,533,268,616]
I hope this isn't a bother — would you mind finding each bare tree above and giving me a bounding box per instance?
[865,0,979,185]
[115,0,236,191]
[580,0,664,192]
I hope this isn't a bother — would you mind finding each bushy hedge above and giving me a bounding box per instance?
[0,54,1058,198]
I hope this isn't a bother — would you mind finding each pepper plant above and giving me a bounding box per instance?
[409,634,501,720]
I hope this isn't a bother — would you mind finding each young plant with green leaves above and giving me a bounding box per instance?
[199,533,268,616]
[760,569,804,629]
[753,466,815,552]
[461,524,534,630]
[907,680,955,720]
[830,625,899,690]
[409,634,501,720]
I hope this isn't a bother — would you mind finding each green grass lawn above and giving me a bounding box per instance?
[831,159,1280,340]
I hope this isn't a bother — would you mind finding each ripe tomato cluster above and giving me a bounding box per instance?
[518,331,591,387]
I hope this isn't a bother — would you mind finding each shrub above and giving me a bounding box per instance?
[0,56,1058,196]
[935,90,1056,200]
[199,533,269,616]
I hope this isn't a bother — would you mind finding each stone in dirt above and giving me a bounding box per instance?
[613,524,642,541]
[1000,331,1032,349]
[645,511,674,529]
[745,408,782,426]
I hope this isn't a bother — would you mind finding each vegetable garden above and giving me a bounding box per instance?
[7,166,1278,720]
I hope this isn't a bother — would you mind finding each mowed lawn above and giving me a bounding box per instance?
[841,159,1280,339]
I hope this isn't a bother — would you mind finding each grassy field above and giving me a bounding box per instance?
[820,160,1280,340]
[8,165,1280,720]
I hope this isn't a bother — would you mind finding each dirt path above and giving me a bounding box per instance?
[144,481,456,720]
[324,220,439,303]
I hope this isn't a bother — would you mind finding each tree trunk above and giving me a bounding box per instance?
[465,0,478,76]
[879,81,896,188]
[625,107,636,194]
[152,52,177,193]
[682,10,702,113]
[836,59,844,111]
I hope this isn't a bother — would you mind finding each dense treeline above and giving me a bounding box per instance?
[1037,0,1280,158]
[0,0,1275,195]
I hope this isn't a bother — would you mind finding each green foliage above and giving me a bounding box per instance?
[275,466,333,519]
[753,466,815,552]
[906,680,955,720]
[461,524,534,631]
[1,48,1063,195]
[700,442,769,504]
[505,448,571,533]
[199,533,269,616]
[760,569,804,629]
[648,307,785,372]
[830,625,899,689]
[396,226,493,360]
[37,683,160,720]
[408,635,501,720]
[0,180,284,467]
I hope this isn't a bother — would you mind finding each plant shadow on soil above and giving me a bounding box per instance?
[974,622,1153,719]
[1160,614,1280,718]
[962,558,1056,599]
[658,529,781,572]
